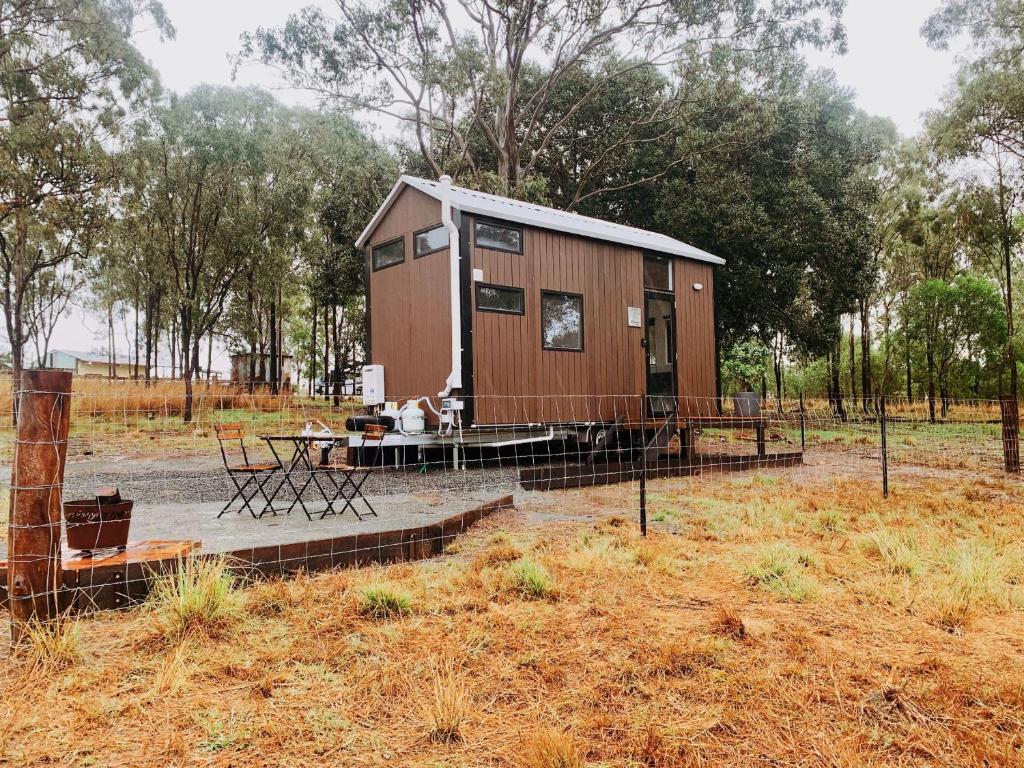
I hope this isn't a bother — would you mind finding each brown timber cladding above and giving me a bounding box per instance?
[366,200,718,426]
[366,187,451,407]
[469,213,717,424]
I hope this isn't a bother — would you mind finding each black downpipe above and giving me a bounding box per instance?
[458,212,475,426]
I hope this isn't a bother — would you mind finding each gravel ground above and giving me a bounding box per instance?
[8,457,524,507]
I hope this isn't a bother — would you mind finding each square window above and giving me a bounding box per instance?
[414,225,449,256]
[474,220,523,253]
[476,283,524,314]
[372,237,405,270]
[541,291,583,351]
[643,253,672,291]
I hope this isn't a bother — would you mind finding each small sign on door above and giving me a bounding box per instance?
[627,306,642,327]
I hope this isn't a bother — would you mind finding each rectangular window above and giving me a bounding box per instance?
[372,237,405,271]
[643,253,673,291]
[476,283,524,315]
[474,219,523,253]
[541,291,584,351]
[414,224,449,257]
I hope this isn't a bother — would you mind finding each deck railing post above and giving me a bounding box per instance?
[8,369,72,642]
[999,394,1020,474]
[880,395,889,499]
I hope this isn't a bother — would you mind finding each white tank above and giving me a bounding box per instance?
[401,400,426,434]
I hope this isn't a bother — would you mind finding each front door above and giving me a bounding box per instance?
[644,290,677,415]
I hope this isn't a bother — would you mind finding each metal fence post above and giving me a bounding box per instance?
[8,369,72,642]
[639,395,647,537]
[999,394,1020,474]
[880,395,889,499]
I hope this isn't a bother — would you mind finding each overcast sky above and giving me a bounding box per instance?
[51,0,965,369]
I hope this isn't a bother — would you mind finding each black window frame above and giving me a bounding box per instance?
[473,218,524,254]
[475,282,525,315]
[371,235,406,272]
[540,289,585,352]
[413,223,449,258]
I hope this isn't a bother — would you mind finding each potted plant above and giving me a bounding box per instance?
[63,487,133,556]
[722,340,767,417]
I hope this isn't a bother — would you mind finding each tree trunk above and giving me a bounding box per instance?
[773,334,783,408]
[107,304,116,379]
[269,298,278,395]
[170,317,178,380]
[860,297,871,411]
[278,285,284,391]
[323,306,331,403]
[248,338,257,393]
[848,315,857,404]
[905,324,912,401]
[997,167,1018,400]
[144,291,153,385]
[181,307,194,423]
[310,299,317,397]
[133,291,140,379]
[206,328,214,382]
[830,343,846,422]
[331,304,341,407]
[926,341,936,424]
[7,209,29,424]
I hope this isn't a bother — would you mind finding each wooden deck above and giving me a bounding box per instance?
[1,495,513,613]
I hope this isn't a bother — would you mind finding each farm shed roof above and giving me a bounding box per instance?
[355,175,725,265]
[53,349,132,365]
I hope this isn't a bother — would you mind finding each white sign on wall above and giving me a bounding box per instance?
[627,306,642,327]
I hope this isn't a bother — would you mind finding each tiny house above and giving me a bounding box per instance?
[355,175,724,430]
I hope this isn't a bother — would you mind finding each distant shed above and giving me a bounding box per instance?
[355,175,724,426]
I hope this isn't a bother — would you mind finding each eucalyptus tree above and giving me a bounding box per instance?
[0,0,171,408]
[242,0,846,199]
[950,170,1023,396]
[905,275,1007,414]
[129,86,294,421]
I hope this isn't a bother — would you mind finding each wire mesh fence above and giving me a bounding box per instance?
[2,377,1020,628]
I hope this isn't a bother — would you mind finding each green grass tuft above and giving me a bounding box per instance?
[147,556,243,641]
[743,542,820,602]
[359,584,413,619]
[505,558,554,599]
[858,529,923,577]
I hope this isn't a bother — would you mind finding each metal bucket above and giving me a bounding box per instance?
[63,499,133,553]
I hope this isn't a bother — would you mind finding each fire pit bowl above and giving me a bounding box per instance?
[63,499,133,555]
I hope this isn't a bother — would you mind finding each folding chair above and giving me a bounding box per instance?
[215,423,282,519]
[315,424,387,520]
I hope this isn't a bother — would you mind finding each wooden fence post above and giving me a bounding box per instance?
[999,394,1020,474]
[8,370,72,642]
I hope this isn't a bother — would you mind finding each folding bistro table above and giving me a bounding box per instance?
[258,434,331,519]
[313,424,387,520]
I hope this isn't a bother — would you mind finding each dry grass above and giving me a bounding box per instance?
[15,614,82,671]
[421,657,470,743]
[0,377,295,418]
[145,556,244,641]
[2,466,1024,766]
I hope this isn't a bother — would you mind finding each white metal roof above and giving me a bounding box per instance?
[355,175,725,265]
